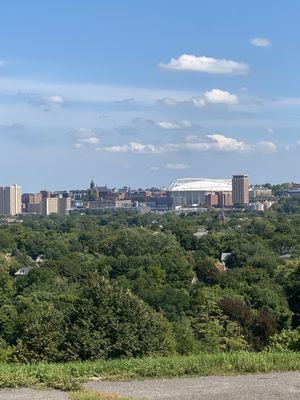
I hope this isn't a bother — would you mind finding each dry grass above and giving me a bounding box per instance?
[70,389,133,400]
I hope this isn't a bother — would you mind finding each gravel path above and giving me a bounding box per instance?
[0,388,69,400]
[86,371,300,400]
[0,372,299,399]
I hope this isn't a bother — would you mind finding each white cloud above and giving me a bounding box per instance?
[166,163,190,170]
[250,37,271,47]
[267,128,274,133]
[44,95,64,105]
[130,142,163,154]
[74,127,100,146]
[95,134,277,156]
[256,141,277,152]
[159,54,250,75]
[80,136,100,145]
[157,89,239,108]
[156,120,193,129]
[184,134,249,152]
[157,121,180,130]
[207,134,248,151]
[202,89,238,105]
[149,166,160,171]
[102,142,175,154]
[101,134,250,155]
[103,144,130,153]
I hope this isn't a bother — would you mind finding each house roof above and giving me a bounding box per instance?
[14,266,34,276]
[214,261,227,272]
[221,252,231,263]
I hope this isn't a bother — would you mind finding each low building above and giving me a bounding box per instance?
[88,199,132,209]
[249,201,274,212]
[146,195,182,210]
[205,193,219,208]
[205,191,233,208]
[249,187,272,200]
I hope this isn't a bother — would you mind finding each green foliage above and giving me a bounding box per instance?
[0,200,296,363]
[172,317,200,355]
[0,231,14,251]
[10,277,175,363]
[268,329,300,351]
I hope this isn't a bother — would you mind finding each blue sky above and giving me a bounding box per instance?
[1,0,300,191]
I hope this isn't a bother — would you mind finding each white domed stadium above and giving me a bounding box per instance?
[168,178,232,205]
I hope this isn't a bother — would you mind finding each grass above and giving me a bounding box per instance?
[0,351,298,391]
[70,390,133,400]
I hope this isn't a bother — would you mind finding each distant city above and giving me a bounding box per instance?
[1,175,300,217]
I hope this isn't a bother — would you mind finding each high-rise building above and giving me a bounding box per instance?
[22,193,42,213]
[232,175,249,206]
[40,197,58,215]
[40,196,71,216]
[0,185,22,215]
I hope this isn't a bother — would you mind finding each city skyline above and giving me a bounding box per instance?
[0,173,295,194]
[6,174,277,216]
[0,1,300,191]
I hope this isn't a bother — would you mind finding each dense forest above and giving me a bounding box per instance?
[0,197,299,363]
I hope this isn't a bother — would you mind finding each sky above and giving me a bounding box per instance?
[0,0,300,191]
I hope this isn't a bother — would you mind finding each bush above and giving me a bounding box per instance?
[268,329,300,351]
[173,317,200,355]
[11,277,176,362]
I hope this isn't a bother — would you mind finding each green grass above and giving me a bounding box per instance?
[0,352,299,391]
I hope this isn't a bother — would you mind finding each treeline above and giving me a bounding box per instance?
[0,197,299,362]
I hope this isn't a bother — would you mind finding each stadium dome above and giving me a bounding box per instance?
[168,178,232,205]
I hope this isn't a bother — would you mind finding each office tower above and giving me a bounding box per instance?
[232,175,249,206]
[0,185,22,215]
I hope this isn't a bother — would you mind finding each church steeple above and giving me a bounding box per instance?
[90,179,95,189]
